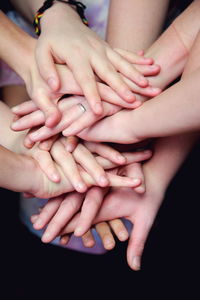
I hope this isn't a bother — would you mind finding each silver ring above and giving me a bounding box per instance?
[77,103,86,113]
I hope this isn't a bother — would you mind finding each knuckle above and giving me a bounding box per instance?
[61,199,78,212]
[133,240,145,255]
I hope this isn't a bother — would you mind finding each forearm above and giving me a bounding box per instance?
[10,0,43,22]
[107,0,170,52]
[0,11,35,80]
[134,26,200,140]
[0,145,36,192]
[0,102,26,153]
[145,134,199,193]
[133,68,200,140]
[145,0,200,90]
[11,0,80,24]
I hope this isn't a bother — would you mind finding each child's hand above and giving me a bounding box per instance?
[11,96,132,146]
[35,2,155,115]
[49,137,128,191]
[31,211,129,251]
[76,109,141,144]
[29,149,152,242]
[59,162,166,271]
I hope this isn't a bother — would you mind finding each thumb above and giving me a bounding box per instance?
[36,45,60,92]
[127,219,152,271]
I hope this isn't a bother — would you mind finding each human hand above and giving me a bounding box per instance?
[29,149,152,241]
[31,209,129,251]
[58,162,166,271]
[36,2,157,115]
[74,108,140,144]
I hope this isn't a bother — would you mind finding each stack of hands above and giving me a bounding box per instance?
[8,12,162,271]
[2,0,200,271]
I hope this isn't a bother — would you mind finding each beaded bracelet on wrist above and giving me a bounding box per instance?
[33,0,88,36]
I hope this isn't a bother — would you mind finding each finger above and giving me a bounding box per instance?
[84,141,126,165]
[68,57,103,115]
[74,187,108,237]
[73,143,109,187]
[127,163,146,194]
[95,222,115,250]
[59,234,70,245]
[108,219,129,241]
[42,192,84,243]
[126,160,150,193]
[33,196,63,230]
[106,172,141,188]
[33,148,60,183]
[114,48,153,65]
[81,230,95,248]
[39,134,59,151]
[51,141,87,193]
[28,104,84,142]
[61,136,79,152]
[11,100,38,116]
[95,149,152,170]
[11,109,45,131]
[60,213,81,235]
[97,82,142,108]
[30,214,39,224]
[134,64,161,76]
[122,76,161,97]
[62,109,97,137]
[92,53,136,103]
[33,91,61,128]
[23,192,34,198]
[106,49,149,87]
[35,44,60,92]
[23,127,38,149]
[127,220,152,271]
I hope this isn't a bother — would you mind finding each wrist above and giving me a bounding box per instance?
[130,106,148,143]
[40,1,81,30]
[145,25,188,90]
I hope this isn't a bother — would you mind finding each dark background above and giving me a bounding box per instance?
[1,141,199,298]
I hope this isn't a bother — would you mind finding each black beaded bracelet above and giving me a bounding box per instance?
[33,0,88,35]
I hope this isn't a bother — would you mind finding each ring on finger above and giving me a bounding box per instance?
[77,103,86,113]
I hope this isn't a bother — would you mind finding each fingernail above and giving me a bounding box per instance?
[65,144,74,152]
[74,227,83,237]
[117,155,126,164]
[125,90,135,101]
[118,231,128,241]
[31,215,38,223]
[51,173,60,183]
[139,77,148,86]
[134,100,142,107]
[135,185,145,194]
[94,103,103,114]
[42,232,51,242]
[76,182,87,193]
[11,106,20,113]
[104,237,114,249]
[132,178,141,186]
[47,77,57,90]
[150,86,161,92]
[33,218,42,229]
[99,175,109,186]
[11,119,21,128]
[29,131,39,141]
[132,256,141,271]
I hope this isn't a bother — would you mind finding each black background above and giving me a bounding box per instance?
[1,141,199,298]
